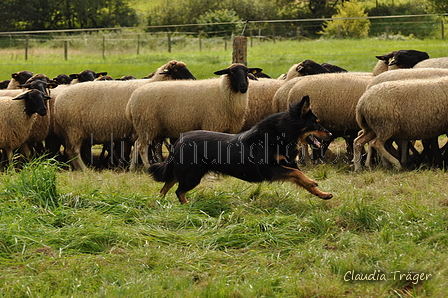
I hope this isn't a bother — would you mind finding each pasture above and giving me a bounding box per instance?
[0,38,447,297]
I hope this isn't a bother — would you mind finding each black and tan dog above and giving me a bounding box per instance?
[149,95,333,204]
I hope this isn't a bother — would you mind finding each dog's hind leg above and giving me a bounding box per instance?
[160,179,177,197]
[174,174,204,204]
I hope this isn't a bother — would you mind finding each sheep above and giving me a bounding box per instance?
[321,63,347,73]
[413,57,448,69]
[362,67,448,168]
[0,80,10,89]
[284,73,373,162]
[54,60,196,171]
[0,90,50,168]
[367,67,448,89]
[7,71,33,89]
[388,49,430,68]
[352,77,448,171]
[241,60,328,131]
[126,63,261,170]
[69,70,108,84]
[52,74,73,85]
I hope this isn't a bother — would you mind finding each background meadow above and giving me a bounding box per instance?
[0,38,447,297]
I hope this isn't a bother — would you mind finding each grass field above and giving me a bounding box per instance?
[0,38,447,297]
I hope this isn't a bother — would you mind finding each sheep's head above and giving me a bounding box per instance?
[296,60,329,76]
[159,60,196,80]
[12,89,50,117]
[19,80,53,96]
[388,49,430,68]
[214,63,262,94]
[70,70,108,83]
[11,71,33,85]
[53,74,73,85]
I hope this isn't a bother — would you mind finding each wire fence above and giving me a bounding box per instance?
[0,14,446,60]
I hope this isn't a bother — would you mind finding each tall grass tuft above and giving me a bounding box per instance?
[2,156,64,210]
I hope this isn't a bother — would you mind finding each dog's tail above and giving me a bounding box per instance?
[148,161,175,183]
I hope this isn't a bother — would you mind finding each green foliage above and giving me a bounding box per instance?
[321,1,371,38]
[197,9,242,37]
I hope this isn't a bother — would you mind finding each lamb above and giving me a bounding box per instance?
[284,73,373,162]
[126,63,261,169]
[0,90,50,168]
[54,60,196,171]
[7,71,33,89]
[352,77,448,171]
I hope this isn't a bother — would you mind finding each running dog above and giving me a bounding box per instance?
[149,95,333,204]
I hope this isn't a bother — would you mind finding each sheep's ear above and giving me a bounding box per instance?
[44,95,51,100]
[11,92,29,100]
[214,68,230,76]
[248,68,263,74]
[96,72,108,78]
[69,74,79,79]
[159,69,170,75]
[11,73,19,79]
[48,82,58,89]
[18,83,32,89]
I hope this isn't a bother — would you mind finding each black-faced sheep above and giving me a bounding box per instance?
[241,60,327,131]
[0,80,10,89]
[0,90,50,168]
[52,74,73,85]
[69,70,108,84]
[126,63,260,169]
[7,71,33,89]
[54,60,196,171]
[284,73,373,162]
[388,49,430,68]
[353,77,448,171]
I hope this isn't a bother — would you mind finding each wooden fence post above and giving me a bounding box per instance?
[102,35,106,60]
[64,40,68,60]
[441,20,445,40]
[167,33,172,53]
[25,35,29,60]
[137,34,141,55]
[232,36,247,65]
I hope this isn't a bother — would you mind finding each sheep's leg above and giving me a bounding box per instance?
[129,138,140,171]
[371,138,402,170]
[352,129,376,171]
[65,139,88,171]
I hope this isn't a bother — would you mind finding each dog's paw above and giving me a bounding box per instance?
[319,192,333,200]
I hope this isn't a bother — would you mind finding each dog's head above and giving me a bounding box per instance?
[289,95,332,149]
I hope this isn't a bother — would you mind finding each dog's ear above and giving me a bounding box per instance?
[289,95,311,117]
[298,95,311,116]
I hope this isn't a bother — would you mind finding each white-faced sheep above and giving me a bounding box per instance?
[126,63,260,169]
[352,77,448,171]
[54,60,196,171]
[284,73,373,162]
[0,90,50,168]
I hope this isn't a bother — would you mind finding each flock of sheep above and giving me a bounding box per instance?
[1,49,447,172]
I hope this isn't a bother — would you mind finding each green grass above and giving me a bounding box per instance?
[1,37,447,80]
[0,38,448,297]
[0,155,447,297]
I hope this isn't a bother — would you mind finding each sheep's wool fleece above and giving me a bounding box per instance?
[0,96,37,148]
[127,77,248,141]
[357,77,448,140]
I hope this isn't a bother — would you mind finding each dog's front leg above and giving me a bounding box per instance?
[279,166,333,200]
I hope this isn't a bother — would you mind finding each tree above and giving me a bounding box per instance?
[321,1,371,38]
[197,9,242,37]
